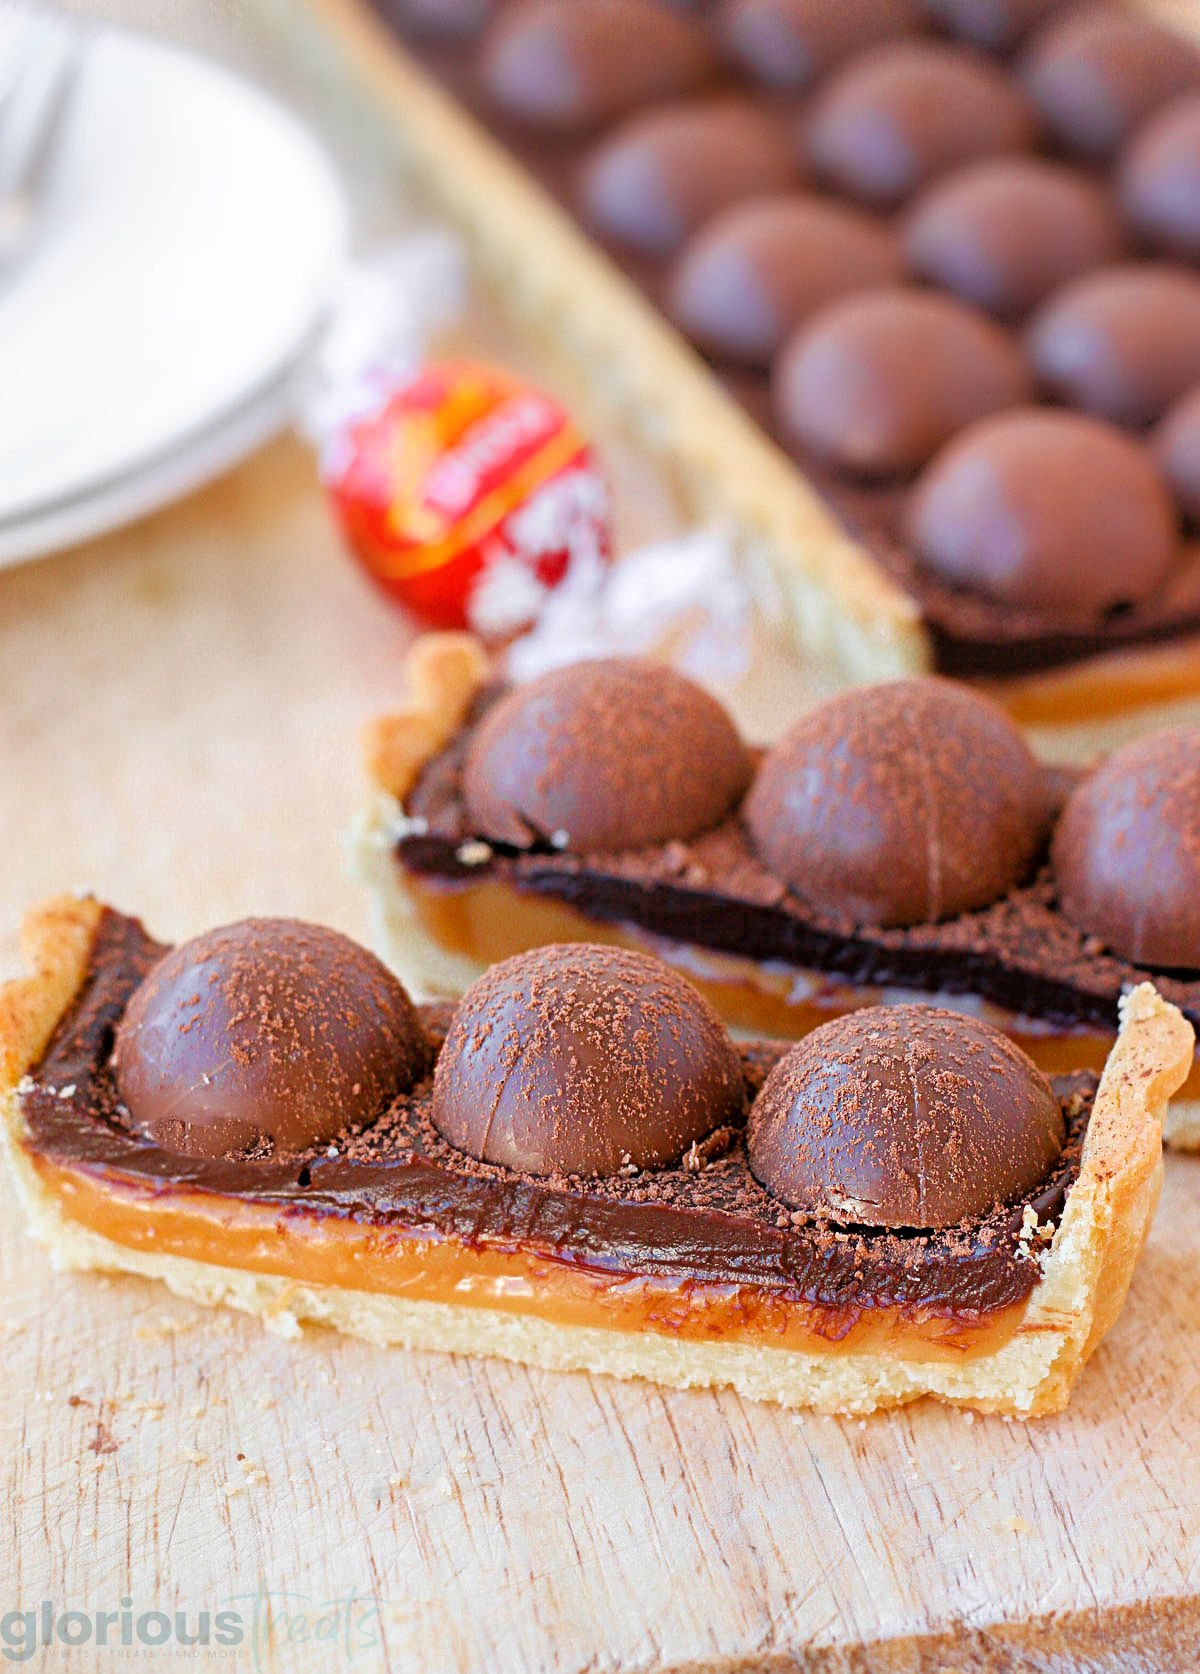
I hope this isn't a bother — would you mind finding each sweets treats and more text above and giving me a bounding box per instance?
[0,896,1191,1415]
[363,0,1200,726]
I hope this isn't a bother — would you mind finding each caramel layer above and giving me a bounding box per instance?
[987,637,1200,727]
[402,872,1200,1090]
[26,1149,1031,1363]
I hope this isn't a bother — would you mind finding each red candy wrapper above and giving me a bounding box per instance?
[325,361,610,638]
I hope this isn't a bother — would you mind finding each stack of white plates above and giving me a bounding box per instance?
[0,23,348,568]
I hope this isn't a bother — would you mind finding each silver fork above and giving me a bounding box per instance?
[0,4,85,273]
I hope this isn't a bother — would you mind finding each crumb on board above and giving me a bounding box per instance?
[220,1458,268,1498]
[135,1316,196,1341]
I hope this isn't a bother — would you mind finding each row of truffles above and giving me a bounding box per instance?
[111,920,1065,1230]
[390,0,1200,620]
[458,657,1200,969]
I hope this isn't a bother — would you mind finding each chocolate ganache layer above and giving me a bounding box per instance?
[395,682,1200,1036]
[370,0,1200,676]
[19,909,1092,1318]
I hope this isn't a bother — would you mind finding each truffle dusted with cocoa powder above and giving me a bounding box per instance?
[580,99,797,258]
[388,0,494,38]
[1120,95,1200,262]
[1020,3,1200,162]
[668,193,904,368]
[1028,264,1200,429]
[721,0,922,92]
[805,41,1039,209]
[924,0,1060,52]
[462,658,750,851]
[432,943,744,1176]
[774,288,1032,478]
[1053,729,1200,969]
[114,920,427,1160]
[908,409,1179,615]
[1156,386,1200,526]
[747,1006,1066,1227]
[903,158,1125,321]
[480,0,714,136]
[744,678,1049,928]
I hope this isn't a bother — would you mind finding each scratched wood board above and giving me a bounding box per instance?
[4,4,1200,1668]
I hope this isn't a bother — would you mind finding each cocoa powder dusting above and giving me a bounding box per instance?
[21,912,1093,1318]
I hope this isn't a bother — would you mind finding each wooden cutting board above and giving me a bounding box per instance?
[4,437,1200,1674]
[4,10,1200,1668]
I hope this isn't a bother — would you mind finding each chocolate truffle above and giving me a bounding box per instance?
[721,0,921,91]
[909,408,1179,614]
[1020,3,1200,162]
[114,920,426,1161]
[774,287,1032,477]
[1053,729,1200,968]
[383,0,494,38]
[1120,95,1200,261]
[432,944,744,1176]
[1029,264,1200,429]
[668,193,904,366]
[1155,385,1200,525]
[744,677,1048,927]
[747,1007,1065,1227]
[579,99,797,258]
[462,659,750,851]
[805,41,1038,209]
[903,158,1124,319]
[923,0,1062,52]
[481,0,713,136]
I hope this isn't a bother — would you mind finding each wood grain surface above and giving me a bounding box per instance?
[5,6,1200,1671]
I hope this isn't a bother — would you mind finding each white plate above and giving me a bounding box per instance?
[0,352,310,568]
[0,23,348,559]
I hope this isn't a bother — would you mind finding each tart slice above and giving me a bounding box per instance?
[289,0,1200,734]
[358,634,1200,1147]
[1,894,1191,1416]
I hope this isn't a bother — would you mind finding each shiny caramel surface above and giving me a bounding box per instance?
[26,1151,1031,1364]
